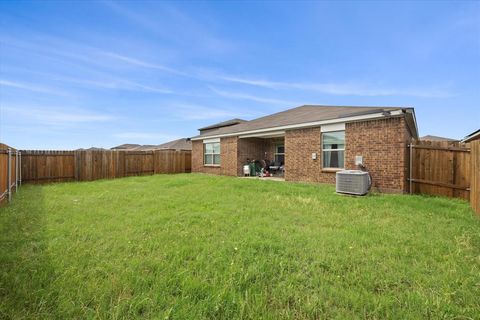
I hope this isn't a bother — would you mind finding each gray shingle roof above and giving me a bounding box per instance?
[198,118,246,131]
[420,135,458,142]
[193,105,409,138]
[111,144,141,150]
[110,139,192,151]
[156,138,192,151]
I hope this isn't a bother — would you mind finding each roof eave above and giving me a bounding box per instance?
[404,107,419,139]
[461,130,480,143]
[197,118,246,131]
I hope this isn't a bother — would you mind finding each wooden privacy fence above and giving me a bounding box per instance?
[0,144,21,204]
[20,149,191,184]
[471,141,480,215]
[409,139,480,215]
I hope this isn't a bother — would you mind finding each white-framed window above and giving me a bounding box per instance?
[322,131,345,169]
[204,142,220,165]
[274,144,285,165]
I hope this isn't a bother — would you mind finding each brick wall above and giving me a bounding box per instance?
[193,137,284,177]
[237,138,265,175]
[285,116,412,192]
[191,137,238,176]
[345,117,411,193]
[264,138,282,161]
[236,138,282,175]
[285,127,336,184]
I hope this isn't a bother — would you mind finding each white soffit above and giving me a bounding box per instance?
[239,131,285,139]
[203,138,220,144]
[321,122,345,133]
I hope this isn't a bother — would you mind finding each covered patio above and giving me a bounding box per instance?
[237,131,285,177]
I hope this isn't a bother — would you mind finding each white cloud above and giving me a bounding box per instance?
[103,1,235,55]
[52,75,174,94]
[99,52,188,77]
[165,103,253,120]
[208,86,299,105]
[0,79,71,96]
[0,35,107,67]
[2,106,115,126]
[1,27,453,100]
[218,76,453,98]
[218,76,281,88]
[2,73,175,96]
[1,35,186,79]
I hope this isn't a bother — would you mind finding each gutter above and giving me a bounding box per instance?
[461,130,480,143]
[191,109,406,141]
[404,108,419,139]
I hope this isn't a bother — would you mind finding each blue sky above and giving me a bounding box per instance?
[0,1,479,149]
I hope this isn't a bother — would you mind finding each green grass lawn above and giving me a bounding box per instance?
[1,174,479,319]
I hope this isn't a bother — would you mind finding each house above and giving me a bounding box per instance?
[110,138,192,151]
[461,129,480,143]
[111,144,142,150]
[135,145,160,151]
[420,135,458,142]
[191,105,418,193]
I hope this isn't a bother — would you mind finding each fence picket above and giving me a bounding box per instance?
[15,149,191,185]
[471,141,480,215]
[409,140,471,200]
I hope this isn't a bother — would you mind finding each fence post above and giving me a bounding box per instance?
[74,150,79,181]
[7,148,12,202]
[471,140,480,216]
[19,151,22,186]
[409,140,413,194]
[15,150,19,192]
[153,150,158,175]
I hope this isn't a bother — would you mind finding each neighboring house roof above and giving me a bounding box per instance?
[111,144,141,150]
[198,118,246,132]
[110,139,192,151]
[157,138,192,151]
[134,145,159,151]
[461,129,480,143]
[192,105,418,140]
[420,135,458,142]
[76,147,108,151]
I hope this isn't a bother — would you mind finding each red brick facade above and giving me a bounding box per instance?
[237,138,279,175]
[237,138,265,175]
[192,116,413,193]
[192,137,238,176]
[345,117,411,193]
[285,127,336,184]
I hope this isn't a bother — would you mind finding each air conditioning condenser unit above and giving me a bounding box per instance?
[336,170,370,195]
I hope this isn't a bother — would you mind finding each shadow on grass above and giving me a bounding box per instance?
[0,185,59,318]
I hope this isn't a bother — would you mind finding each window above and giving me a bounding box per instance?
[322,131,345,169]
[204,142,220,165]
[274,144,285,165]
